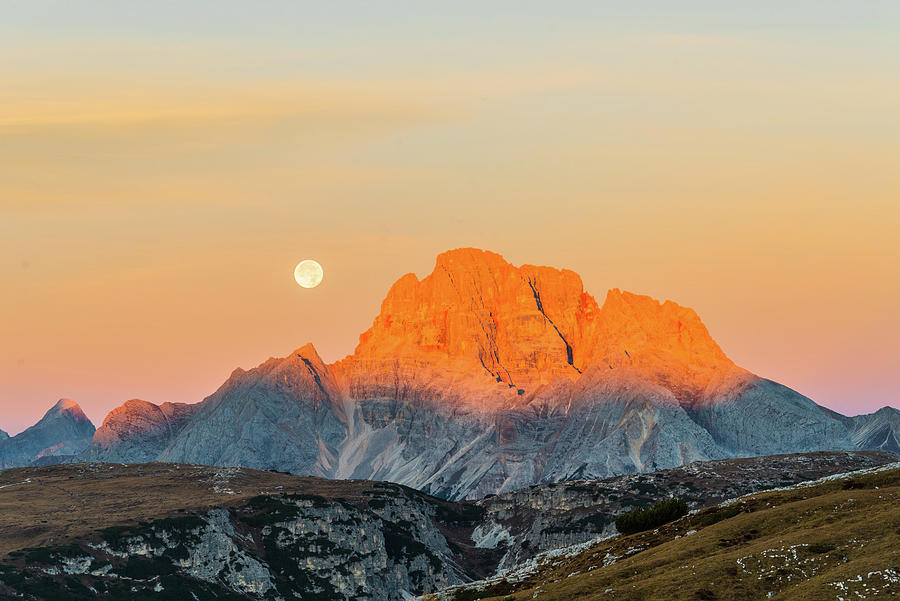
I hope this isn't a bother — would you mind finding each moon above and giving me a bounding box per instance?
[294,259,324,289]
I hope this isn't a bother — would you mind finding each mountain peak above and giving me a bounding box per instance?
[349,249,589,398]
[434,247,508,269]
[592,288,741,404]
[100,399,157,424]
[294,342,323,363]
[44,398,90,423]
[52,398,80,411]
[343,248,742,409]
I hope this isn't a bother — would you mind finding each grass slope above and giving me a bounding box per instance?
[0,462,472,557]
[430,466,900,601]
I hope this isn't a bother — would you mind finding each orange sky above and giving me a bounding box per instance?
[2,2,899,433]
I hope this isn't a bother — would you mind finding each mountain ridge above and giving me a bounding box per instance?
[2,249,898,498]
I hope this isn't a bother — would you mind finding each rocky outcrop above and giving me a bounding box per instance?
[74,249,897,498]
[0,399,95,469]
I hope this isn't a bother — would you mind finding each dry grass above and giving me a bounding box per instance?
[0,462,403,556]
[435,468,900,601]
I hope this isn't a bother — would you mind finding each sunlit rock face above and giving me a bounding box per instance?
[0,399,95,468]
[82,399,197,463]
[79,249,887,499]
[344,249,590,400]
[339,248,746,412]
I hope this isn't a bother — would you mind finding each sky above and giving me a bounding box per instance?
[2,1,899,433]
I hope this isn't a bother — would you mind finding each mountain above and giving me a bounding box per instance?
[76,249,896,498]
[430,461,900,601]
[850,406,900,454]
[0,399,95,469]
[0,429,7,440]
[0,452,893,601]
[81,399,197,462]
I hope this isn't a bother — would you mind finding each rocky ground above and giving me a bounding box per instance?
[0,451,895,600]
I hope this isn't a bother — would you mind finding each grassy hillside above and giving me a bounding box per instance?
[0,462,461,557]
[430,466,900,601]
[0,463,492,600]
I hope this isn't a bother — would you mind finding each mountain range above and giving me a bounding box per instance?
[2,248,898,499]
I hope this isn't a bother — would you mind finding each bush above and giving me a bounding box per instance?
[615,497,688,534]
[807,542,836,554]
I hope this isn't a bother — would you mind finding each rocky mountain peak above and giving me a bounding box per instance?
[0,399,95,469]
[44,398,90,423]
[589,289,743,405]
[345,248,742,408]
[350,249,595,397]
[86,398,198,461]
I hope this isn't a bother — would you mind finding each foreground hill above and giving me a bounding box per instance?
[429,463,900,601]
[0,452,895,600]
[68,249,898,499]
[467,450,897,572]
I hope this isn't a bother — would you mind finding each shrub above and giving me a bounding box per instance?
[807,542,836,554]
[615,497,688,534]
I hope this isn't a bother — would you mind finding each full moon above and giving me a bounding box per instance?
[294,259,324,289]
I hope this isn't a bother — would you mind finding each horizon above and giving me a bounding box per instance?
[3,2,900,433]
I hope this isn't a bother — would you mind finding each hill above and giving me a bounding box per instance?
[0,451,895,600]
[428,463,900,601]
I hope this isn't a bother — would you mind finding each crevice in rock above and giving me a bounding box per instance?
[299,355,329,399]
[478,354,503,383]
[525,278,581,373]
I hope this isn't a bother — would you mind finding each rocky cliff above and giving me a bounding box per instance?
[59,249,899,498]
[0,399,95,469]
